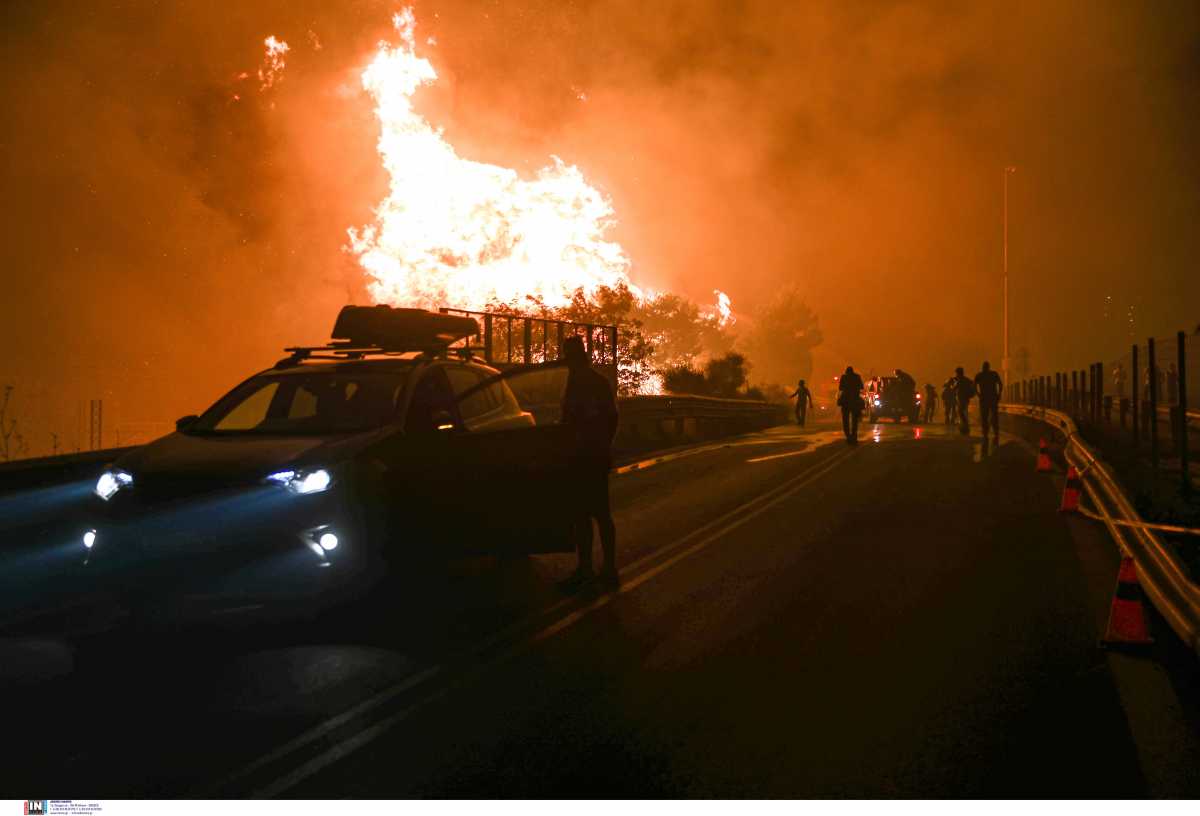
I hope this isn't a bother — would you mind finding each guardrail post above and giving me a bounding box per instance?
[1096,362,1104,423]
[1071,370,1079,415]
[522,318,532,365]
[1179,330,1191,495]
[1132,344,1140,447]
[483,314,493,362]
[1149,336,1159,470]
[1088,363,1094,422]
[1091,363,1097,419]
[1088,364,1095,422]
[1087,365,1094,422]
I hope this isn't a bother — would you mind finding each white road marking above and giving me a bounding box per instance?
[746,448,809,463]
[237,443,858,798]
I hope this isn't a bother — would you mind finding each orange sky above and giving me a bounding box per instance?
[2,0,1198,455]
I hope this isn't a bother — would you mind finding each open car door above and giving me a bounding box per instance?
[445,363,578,556]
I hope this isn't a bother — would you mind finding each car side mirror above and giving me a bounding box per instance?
[176,414,199,432]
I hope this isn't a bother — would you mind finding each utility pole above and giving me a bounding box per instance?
[1003,166,1016,395]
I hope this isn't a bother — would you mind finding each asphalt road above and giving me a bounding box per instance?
[4,417,1200,797]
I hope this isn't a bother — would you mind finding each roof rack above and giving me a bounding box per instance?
[274,306,486,369]
[273,343,481,369]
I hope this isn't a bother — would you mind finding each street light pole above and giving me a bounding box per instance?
[1003,166,1016,393]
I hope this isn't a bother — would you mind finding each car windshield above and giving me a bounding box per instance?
[191,368,411,435]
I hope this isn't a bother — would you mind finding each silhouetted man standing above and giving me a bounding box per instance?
[789,378,813,426]
[953,366,975,436]
[838,366,865,444]
[942,377,956,425]
[923,383,938,423]
[974,361,1003,445]
[560,335,619,592]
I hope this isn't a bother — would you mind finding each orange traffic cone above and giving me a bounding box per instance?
[1059,466,1083,512]
[1036,438,1052,472]
[1101,556,1153,648]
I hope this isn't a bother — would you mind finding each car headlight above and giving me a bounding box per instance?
[266,468,332,495]
[95,469,133,501]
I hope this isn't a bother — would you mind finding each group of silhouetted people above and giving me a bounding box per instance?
[556,344,1012,591]
[830,361,1004,446]
[943,362,1003,445]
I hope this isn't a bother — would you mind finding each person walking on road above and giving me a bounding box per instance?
[942,377,957,425]
[789,378,813,426]
[952,366,976,436]
[974,360,1003,446]
[559,335,620,592]
[923,383,938,423]
[838,366,865,444]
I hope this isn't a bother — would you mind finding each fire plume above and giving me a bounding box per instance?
[347,9,640,312]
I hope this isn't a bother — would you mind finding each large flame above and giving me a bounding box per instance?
[347,9,640,312]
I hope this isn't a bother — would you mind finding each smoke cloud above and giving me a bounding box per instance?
[2,0,1197,452]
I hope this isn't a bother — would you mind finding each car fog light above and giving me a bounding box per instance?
[82,530,97,549]
[318,532,339,552]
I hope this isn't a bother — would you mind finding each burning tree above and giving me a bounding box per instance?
[661,352,753,399]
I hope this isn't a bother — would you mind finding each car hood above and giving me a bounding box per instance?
[115,428,388,483]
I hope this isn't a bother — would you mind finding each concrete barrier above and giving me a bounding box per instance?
[614,395,789,455]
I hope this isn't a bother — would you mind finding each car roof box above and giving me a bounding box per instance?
[331,305,478,351]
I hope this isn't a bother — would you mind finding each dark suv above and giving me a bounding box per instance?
[867,375,921,423]
[84,307,579,617]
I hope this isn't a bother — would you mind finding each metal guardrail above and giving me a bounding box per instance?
[619,394,784,420]
[1001,403,1200,656]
